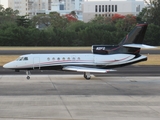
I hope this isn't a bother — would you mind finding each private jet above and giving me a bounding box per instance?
[3,23,154,80]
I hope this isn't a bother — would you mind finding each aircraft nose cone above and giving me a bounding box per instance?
[3,62,15,69]
[3,63,10,68]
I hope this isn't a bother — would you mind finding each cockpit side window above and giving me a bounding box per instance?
[16,57,21,61]
[16,57,28,61]
[23,57,28,61]
[19,57,24,61]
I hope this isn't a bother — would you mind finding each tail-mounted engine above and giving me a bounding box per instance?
[91,45,118,55]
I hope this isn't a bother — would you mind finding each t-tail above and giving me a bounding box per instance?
[92,23,152,55]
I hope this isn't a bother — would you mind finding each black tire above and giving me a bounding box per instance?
[27,76,30,80]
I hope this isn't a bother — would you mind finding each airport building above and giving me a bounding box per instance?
[82,0,145,22]
[8,0,83,20]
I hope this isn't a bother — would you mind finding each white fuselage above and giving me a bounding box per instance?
[3,53,147,69]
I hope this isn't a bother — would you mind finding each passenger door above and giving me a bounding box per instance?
[33,57,40,69]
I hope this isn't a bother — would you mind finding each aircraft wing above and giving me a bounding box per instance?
[62,66,116,73]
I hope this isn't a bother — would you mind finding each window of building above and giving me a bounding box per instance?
[95,5,97,12]
[105,5,107,12]
[136,5,140,12]
[115,5,117,12]
[109,5,110,12]
[112,5,114,12]
[48,0,51,10]
[102,5,104,12]
[99,5,101,12]
[60,4,64,10]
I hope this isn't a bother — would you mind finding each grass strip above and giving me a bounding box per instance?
[0,46,160,51]
[0,47,91,51]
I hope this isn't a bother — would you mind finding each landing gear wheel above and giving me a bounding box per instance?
[27,76,30,80]
[84,72,91,80]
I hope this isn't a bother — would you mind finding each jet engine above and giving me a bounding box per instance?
[91,45,118,55]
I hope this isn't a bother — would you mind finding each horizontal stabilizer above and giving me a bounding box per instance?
[63,66,116,73]
[123,44,156,49]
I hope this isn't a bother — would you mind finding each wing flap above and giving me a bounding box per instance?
[63,66,116,73]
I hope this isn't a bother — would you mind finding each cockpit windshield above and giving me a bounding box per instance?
[16,57,28,61]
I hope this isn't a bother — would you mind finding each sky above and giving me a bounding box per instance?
[0,0,8,8]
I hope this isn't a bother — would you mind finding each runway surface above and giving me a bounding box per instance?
[0,75,160,120]
[0,65,160,77]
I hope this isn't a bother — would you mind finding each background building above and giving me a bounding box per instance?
[8,0,83,20]
[82,0,145,22]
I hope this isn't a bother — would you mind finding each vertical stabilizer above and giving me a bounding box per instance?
[92,23,148,55]
[119,23,148,45]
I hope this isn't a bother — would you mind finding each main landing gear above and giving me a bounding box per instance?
[25,71,91,80]
[26,70,31,80]
[84,72,91,80]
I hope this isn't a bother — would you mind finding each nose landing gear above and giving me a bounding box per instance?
[84,72,91,80]
[26,70,31,80]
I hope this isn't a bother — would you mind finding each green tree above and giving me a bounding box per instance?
[141,0,160,26]
[137,7,148,22]
[144,23,160,45]
[16,15,31,28]
[31,14,51,28]
[0,6,19,25]
[50,12,69,29]
[90,16,112,24]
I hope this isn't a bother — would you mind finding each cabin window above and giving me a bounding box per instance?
[67,57,70,60]
[78,57,80,60]
[72,57,75,60]
[52,57,55,60]
[47,57,50,61]
[62,57,65,60]
[57,57,60,60]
